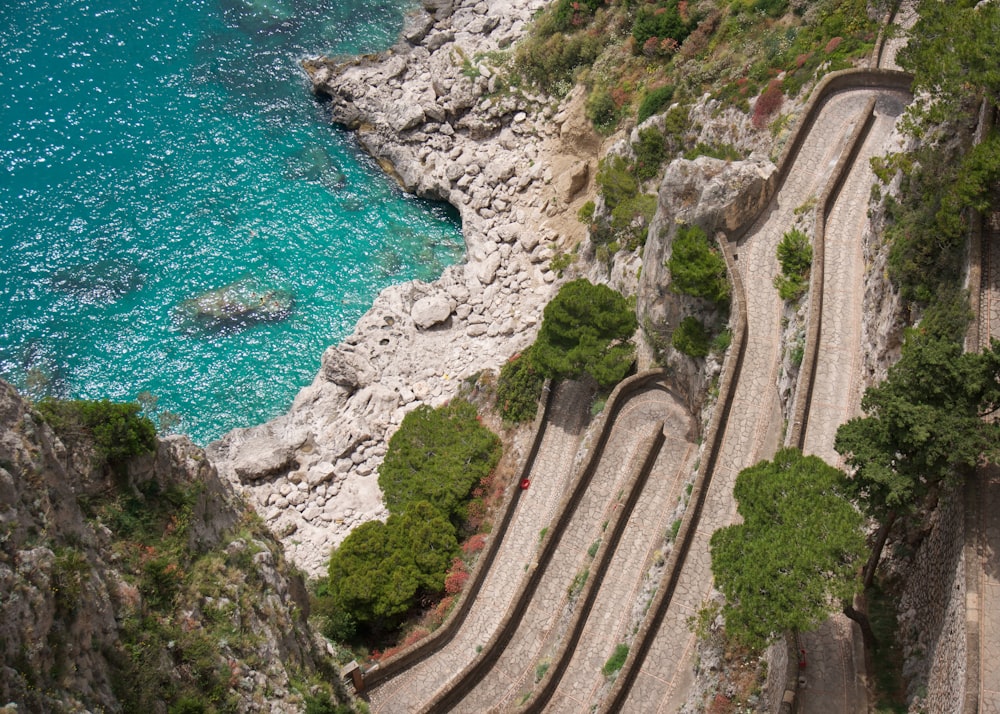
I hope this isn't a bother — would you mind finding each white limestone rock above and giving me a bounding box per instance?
[411,293,453,328]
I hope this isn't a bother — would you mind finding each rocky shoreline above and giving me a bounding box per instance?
[207,0,607,576]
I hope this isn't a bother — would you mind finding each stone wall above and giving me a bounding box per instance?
[893,489,967,713]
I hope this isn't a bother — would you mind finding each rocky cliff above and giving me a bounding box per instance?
[0,380,351,713]
[208,0,606,576]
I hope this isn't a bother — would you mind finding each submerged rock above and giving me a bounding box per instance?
[176,277,294,333]
[283,144,346,190]
[50,258,144,302]
[219,0,295,30]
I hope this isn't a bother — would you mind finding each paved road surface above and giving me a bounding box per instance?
[541,407,696,713]
[616,88,885,714]
[447,388,693,713]
[367,380,591,713]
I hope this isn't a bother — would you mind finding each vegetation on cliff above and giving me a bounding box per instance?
[318,399,501,641]
[36,397,157,476]
[496,278,638,422]
[835,307,1000,590]
[0,386,354,713]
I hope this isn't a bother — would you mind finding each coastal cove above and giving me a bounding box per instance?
[209,0,605,574]
[0,0,464,444]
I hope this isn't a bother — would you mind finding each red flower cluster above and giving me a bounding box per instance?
[444,558,469,595]
[752,79,784,130]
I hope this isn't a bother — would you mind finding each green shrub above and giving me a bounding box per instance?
[632,1,696,53]
[52,547,90,615]
[304,691,353,714]
[662,104,690,148]
[602,643,629,676]
[667,225,730,305]
[596,146,659,249]
[790,339,805,368]
[550,250,576,277]
[496,349,545,423]
[577,200,596,223]
[712,329,732,353]
[672,316,711,357]
[637,85,675,123]
[774,228,812,301]
[596,155,638,213]
[567,569,589,598]
[586,85,619,132]
[141,555,184,610]
[326,501,458,635]
[683,143,743,161]
[610,193,657,249]
[379,400,501,524]
[532,279,638,388]
[588,539,602,558]
[36,398,157,475]
[514,24,608,95]
[634,127,667,182]
[882,131,1000,304]
[169,697,207,714]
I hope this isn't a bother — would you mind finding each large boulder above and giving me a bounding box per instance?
[403,9,435,44]
[231,431,296,482]
[422,0,454,20]
[411,294,453,328]
[319,347,372,390]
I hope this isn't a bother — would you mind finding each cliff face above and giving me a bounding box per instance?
[0,381,348,713]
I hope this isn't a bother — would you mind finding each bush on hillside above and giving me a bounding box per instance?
[774,228,812,301]
[637,84,675,123]
[379,400,502,526]
[532,278,638,388]
[672,316,712,357]
[632,1,696,54]
[667,225,730,306]
[496,349,546,423]
[634,127,667,182]
[36,398,157,475]
[325,501,458,635]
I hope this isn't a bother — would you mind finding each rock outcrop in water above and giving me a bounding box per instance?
[0,380,350,712]
[176,277,295,334]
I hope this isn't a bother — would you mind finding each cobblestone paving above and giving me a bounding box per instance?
[617,89,881,713]
[980,218,1000,347]
[796,616,868,714]
[979,464,1000,714]
[802,93,909,466]
[796,99,907,714]
[366,380,591,713]
[878,2,914,72]
[978,208,1000,713]
[449,388,686,713]
[540,408,697,713]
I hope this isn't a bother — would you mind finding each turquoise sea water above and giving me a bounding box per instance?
[0,0,464,443]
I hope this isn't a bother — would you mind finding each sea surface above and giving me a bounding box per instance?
[0,0,464,443]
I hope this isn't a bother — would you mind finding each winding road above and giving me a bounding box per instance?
[360,15,922,714]
[367,379,592,713]
[614,85,910,714]
[974,203,1000,713]
[442,386,696,712]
